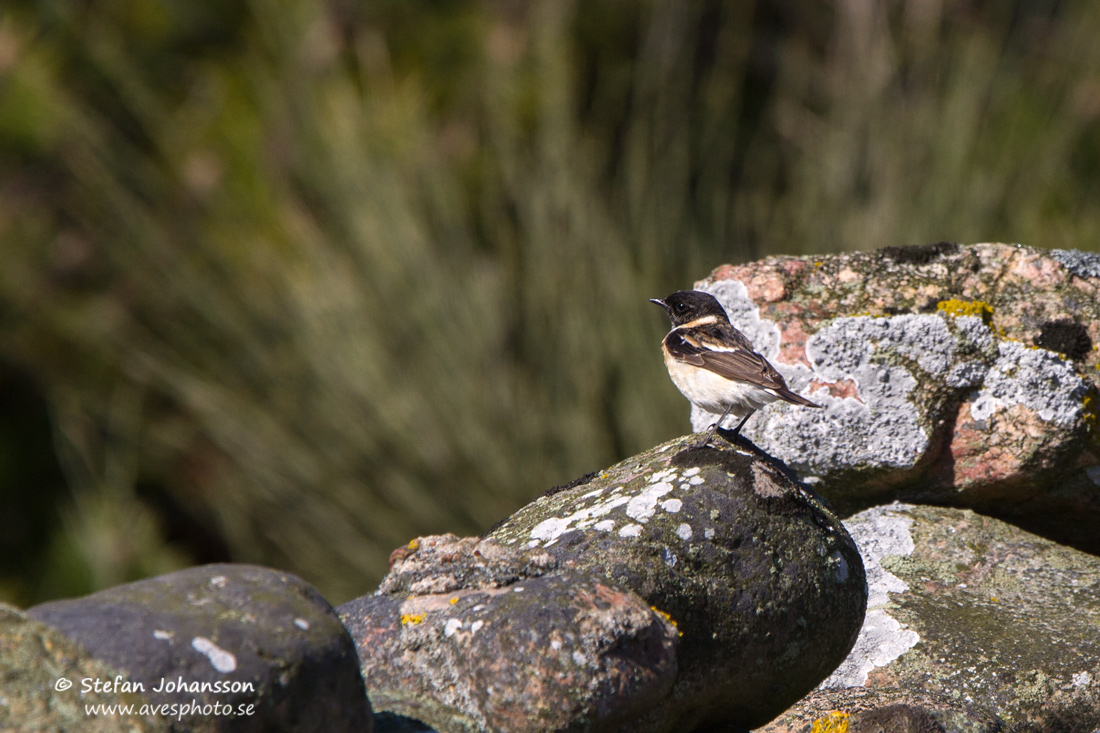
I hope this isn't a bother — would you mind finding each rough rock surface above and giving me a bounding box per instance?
[486,434,867,731]
[28,563,371,733]
[691,243,1100,554]
[760,503,1100,732]
[340,535,679,732]
[0,602,167,731]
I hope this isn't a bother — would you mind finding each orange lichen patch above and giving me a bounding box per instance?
[809,379,862,402]
[810,710,849,733]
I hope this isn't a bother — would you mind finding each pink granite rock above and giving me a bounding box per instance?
[691,243,1100,554]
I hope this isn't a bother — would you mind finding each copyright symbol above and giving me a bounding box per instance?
[54,678,72,691]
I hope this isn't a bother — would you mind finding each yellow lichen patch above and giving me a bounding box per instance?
[400,613,426,625]
[650,606,683,636]
[810,710,850,733]
[449,597,459,605]
[937,298,994,325]
[650,606,675,625]
[407,538,420,550]
[1083,392,1099,437]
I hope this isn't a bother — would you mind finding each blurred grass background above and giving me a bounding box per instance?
[1,0,1099,605]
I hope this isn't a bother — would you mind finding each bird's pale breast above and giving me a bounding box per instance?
[663,351,778,417]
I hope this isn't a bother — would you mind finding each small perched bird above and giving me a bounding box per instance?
[651,290,820,439]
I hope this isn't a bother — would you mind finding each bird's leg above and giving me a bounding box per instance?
[710,404,736,434]
[688,405,737,450]
[730,411,753,436]
[715,409,755,446]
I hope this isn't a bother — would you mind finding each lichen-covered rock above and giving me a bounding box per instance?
[0,603,167,732]
[488,435,867,731]
[692,243,1100,553]
[761,503,1100,732]
[339,535,678,732]
[28,564,371,733]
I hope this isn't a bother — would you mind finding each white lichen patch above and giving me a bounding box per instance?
[968,392,1002,422]
[470,620,484,634]
[444,619,462,637]
[744,311,1001,473]
[820,504,920,689]
[528,494,632,544]
[660,499,683,513]
[1052,248,1100,279]
[969,341,1089,427]
[676,523,693,541]
[594,520,615,531]
[619,524,643,538]
[625,482,674,522]
[191,637,237,674]
[758,315,929,471]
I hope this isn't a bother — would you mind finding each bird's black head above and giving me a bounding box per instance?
[650,290,729,327]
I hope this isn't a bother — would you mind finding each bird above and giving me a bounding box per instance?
[651,290,821,441]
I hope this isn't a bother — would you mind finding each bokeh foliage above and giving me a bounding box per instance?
[1,0,1099,604]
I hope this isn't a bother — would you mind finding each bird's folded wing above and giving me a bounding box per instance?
[664,328,788,390]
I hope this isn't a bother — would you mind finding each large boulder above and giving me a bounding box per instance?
[0,602,167,731]
[28,564,371,732]
[343,434,867,732]
[761,503,1100,732]
[691,243,1100,554]
[340,535,679,732]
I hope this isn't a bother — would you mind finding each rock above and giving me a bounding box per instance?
[487,434,867,731]
[756,689,1006,733]
[28,564,371,732]
[761,503,1100,732]
[691,243,1100,554]
[0,602,167,731]
[340,534,679,733]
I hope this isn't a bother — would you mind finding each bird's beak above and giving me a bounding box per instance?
[649,298,668,310]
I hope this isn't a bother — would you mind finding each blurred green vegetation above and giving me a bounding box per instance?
[1,0,1099,605]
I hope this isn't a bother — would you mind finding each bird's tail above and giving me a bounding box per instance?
[772,386,822,408]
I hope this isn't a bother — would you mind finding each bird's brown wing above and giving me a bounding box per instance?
[665,324,821,407]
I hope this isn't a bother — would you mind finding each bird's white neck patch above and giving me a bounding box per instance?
[679,315,721,328]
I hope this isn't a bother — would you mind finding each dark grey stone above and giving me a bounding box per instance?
[28,563,371,732]
[487,434,867,731]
